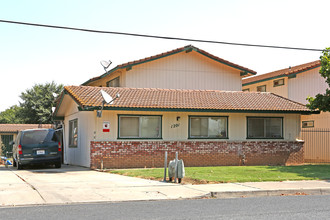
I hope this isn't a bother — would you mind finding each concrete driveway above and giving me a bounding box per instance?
[0,165,208,206]
[2,165,330,206]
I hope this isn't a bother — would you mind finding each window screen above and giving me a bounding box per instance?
[119,116,161,138]
[247,117,283,139]
[190,116,227,138]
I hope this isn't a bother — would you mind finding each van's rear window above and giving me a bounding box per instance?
[21,130,58,145]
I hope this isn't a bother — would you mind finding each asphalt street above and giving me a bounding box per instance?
[1,195,330,220]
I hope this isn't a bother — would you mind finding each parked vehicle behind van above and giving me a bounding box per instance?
[12,129,62,169]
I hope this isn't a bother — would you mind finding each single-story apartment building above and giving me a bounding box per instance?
[54,85,315,169]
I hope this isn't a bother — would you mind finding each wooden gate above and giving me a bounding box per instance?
[0,135,13,156]
[301,128,330,163]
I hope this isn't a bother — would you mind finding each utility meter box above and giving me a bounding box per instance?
[168,159,185,183]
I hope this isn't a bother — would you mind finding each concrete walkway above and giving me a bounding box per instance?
[1,165,330,206]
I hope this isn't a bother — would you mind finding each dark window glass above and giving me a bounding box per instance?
[247,117,283,139]
[21,130,57,145]
[119,116,161,138]
[69,119,78,147]
[189,116,228,138]
[257,85,266,92]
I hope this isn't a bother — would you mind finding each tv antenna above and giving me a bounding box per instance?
[100,60,112,73]
[97,89,120,117]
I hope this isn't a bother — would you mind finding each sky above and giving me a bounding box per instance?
[0,0,329,112]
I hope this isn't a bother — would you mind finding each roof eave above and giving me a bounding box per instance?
[243,65,321,86]
[53,88,85,118]
[78,105,312,114]
[82,45,256,85]
[195,50,256,76]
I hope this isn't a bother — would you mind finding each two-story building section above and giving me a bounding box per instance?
[54,45,314,168]
[242,61,330,163]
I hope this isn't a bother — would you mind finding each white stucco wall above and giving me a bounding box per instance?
[60,97,301,167]
[94,110,301,142]
[62,99,95,167]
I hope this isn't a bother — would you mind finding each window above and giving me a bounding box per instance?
[242,88,250,92]
[257,85,266,92]
[273,79,284,87]
[189,116,228,138]
[302,120,314,128]
[21,130,58,145]
[247,117,283,139]
[69,119,78,147]
[106,77,120,87]
[119,115,161,139]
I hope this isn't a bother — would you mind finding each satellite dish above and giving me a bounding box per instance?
[100,90,113,104]
[100,60,112,72]
[97,90,120,118]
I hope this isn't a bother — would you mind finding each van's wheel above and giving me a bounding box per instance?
[12,158,17,167]
[55,161,61,168]
[17,162,23,170]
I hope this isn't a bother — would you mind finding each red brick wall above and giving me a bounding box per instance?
[90,141,304,169]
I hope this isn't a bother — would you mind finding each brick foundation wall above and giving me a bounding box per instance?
[90,141,304,169]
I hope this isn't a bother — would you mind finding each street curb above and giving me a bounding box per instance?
[210,188,330,198]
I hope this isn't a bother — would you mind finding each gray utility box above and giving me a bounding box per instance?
[168,159,185,183]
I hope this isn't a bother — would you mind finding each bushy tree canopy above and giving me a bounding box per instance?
[19,82,63,124]
[0,81,63,124]
[307,48,330,112]
[0,105,24,124]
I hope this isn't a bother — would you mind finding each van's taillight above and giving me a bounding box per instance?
[58,142,62,152]
[18,145,23,155]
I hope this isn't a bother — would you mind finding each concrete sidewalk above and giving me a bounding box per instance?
[1,165,330,207]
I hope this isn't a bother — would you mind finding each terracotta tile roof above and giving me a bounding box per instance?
[242,60,321,85]
[82,45,257,85]
[0,124,53,133]
[58,86,312,113]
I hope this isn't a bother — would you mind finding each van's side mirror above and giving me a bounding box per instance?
[9,141,14,145]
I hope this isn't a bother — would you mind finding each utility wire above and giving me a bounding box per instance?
[0,19,323,52]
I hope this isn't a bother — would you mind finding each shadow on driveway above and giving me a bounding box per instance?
[0,164,90,174]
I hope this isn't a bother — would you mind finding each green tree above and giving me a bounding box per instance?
[0,105,24,124]
[19,81,63,124]
[307,47,330,112]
